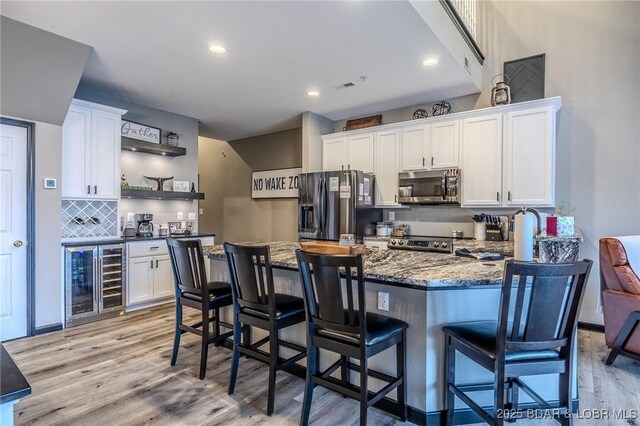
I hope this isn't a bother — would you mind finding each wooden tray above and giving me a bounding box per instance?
[300,241,367,255]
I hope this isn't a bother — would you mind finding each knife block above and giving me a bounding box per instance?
[485,227,503,241]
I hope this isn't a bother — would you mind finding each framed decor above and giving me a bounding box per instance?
[504,54,545,103]
[173,181,190,192]
[251,167,302,199]
[121,120,161,144]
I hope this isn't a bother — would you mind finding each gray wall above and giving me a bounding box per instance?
[334,1,640,325]
[199,128,302,243]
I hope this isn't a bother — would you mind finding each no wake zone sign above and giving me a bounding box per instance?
[251,168,302,199]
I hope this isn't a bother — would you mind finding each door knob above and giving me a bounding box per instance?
[14,240,23,247]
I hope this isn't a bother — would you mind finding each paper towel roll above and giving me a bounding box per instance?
[514,214,535,261]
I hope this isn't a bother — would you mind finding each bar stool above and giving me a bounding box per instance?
[443,259,592,426]
[295,249,408,426]
[224,243,307,416]
[166,238,234,380]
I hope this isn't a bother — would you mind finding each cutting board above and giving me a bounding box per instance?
[300,241,367,255]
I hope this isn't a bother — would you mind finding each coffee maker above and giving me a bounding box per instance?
[135,213,154,237]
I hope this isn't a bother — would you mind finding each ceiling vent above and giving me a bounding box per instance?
[334,76,368,90]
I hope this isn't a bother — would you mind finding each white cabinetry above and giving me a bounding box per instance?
[429,120,460,169]
[504,106,555,207]
[400,125,429,171]
[461,114,504,207]
[374,129,401,206]
[62,99,126,200]
[347,133,375,173]
[322,136,347,171]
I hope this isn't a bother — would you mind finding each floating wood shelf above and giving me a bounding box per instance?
[121,189,204,200]
[121,137,186,157]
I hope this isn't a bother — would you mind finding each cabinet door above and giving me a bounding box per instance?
[153,255,174,299]
[461,114,503,207]
[92,111,121,200]
[430,120,460,169]
[127,256,155,305]
[374,129,401,206]
[62,105,92,198]
[322,137,347,171]
[347,133,374,173]
[401,125,428,171]
[504,107,555,207]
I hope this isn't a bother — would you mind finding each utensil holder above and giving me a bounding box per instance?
[474,223,486,241]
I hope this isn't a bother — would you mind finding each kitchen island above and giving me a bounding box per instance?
[204,241,577,423]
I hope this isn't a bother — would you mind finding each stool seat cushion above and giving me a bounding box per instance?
[182,281,232,302]
[443,321,560,362]
[242,293,305,320]
[317,312,409,347]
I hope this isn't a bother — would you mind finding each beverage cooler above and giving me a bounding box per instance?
[65,244,125,326]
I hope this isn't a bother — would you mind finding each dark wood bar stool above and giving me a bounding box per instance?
[166,238,234,380]
[295,249,408,426]
[443,259,593,426]
[224,242,307,416]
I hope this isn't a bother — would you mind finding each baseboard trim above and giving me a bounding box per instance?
[34,323,63,335]
[578,321,605,333]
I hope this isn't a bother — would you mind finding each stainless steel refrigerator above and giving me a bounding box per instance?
[298,170,381,242]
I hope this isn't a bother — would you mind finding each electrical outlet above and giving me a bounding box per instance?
[188,212,196,221]
[377,292,389,311]
[388,211,395,221]
[177,212,184,220]
[596,304,603,314]
[199,208,204,215]
[126,212,134,222]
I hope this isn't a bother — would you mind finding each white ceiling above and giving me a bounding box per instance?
[1,1,479,141]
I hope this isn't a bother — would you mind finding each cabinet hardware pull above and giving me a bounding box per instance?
[150,260,154,269]
[87,185,91,195]
[341,165,344,170]
[395,195,397,202]
[155,259,158,268]
[431,157,434,166]
[496,192,500,202]
[348,164,351,170]
[422,157,425,167]
[94,185,97,195]
[150,246,159,250]
[508,191,512,201]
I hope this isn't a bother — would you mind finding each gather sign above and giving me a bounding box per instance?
[251,168,301,199]
[121,120,161,144]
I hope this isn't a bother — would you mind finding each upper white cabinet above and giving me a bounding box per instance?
[461,114,504,207]
[400,125,429,171]
[504,106,555,207]
[322,136,347,171]
[62,99,127,200]
[347,133,375,173]
[374,129,401,206]
[429,120,460,169]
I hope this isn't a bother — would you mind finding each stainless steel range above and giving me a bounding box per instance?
[388,236,454,253]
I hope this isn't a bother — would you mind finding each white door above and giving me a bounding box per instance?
[0,124,28,341]
[374,129,401,206]
[92,111,121,200]
[127,256,155,305]
[62,105,92,198]
[347,133,374,173]
[430,120,460,169]
[401,125,428,171]
[322,137,347,171]
[461,114,504,207]
[153,255,174,299]
[504,107,555,207]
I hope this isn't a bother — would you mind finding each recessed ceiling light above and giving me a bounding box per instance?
[422,58,439,67]
[208,45,226,54]
[306,90,320,97]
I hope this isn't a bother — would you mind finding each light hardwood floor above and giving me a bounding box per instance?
[4,305,640,426]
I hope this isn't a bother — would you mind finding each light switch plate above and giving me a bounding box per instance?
[127,212,134,222]
[198,208,204,215]
[388,211,395,221]
[43,178,56,189]
[188,212,196,220]
[177,212,184,220]
[377,292,389,311]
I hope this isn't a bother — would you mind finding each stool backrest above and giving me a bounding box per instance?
[498,260,592,356]
[296,250,366,338]
[224,243,276,314]
[166,238,208,295]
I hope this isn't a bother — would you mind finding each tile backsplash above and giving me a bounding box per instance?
[62,200,119,239]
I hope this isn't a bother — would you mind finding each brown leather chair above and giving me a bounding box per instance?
[600,237,640,365]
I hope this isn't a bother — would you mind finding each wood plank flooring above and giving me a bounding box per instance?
[4,305,640,426]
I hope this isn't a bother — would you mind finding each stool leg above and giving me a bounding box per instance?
[359,354,368,426]
[213,307,222,346]
[199,308,210,380]
[228,308,241,394]
[445,335,455,426]
[267,327,278,416]
[242,324,251,358]
[300,344,318,426]
[170,302,182,366]
[397,331,407,422]
[558,370,572,426]
[340,355,348,398]
[494,364,505,426]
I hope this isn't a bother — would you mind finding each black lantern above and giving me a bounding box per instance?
[490,74,511,106]
[166,132,179,146]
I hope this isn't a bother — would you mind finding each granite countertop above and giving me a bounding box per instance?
[62,233,215,247]
[1,344,31,404]
[205,240,515,290]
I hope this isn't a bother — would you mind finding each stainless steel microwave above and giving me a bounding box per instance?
[397,169,460,205]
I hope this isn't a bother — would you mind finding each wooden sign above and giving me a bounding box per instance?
[252,168,301,199]
[121,120,161,144]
